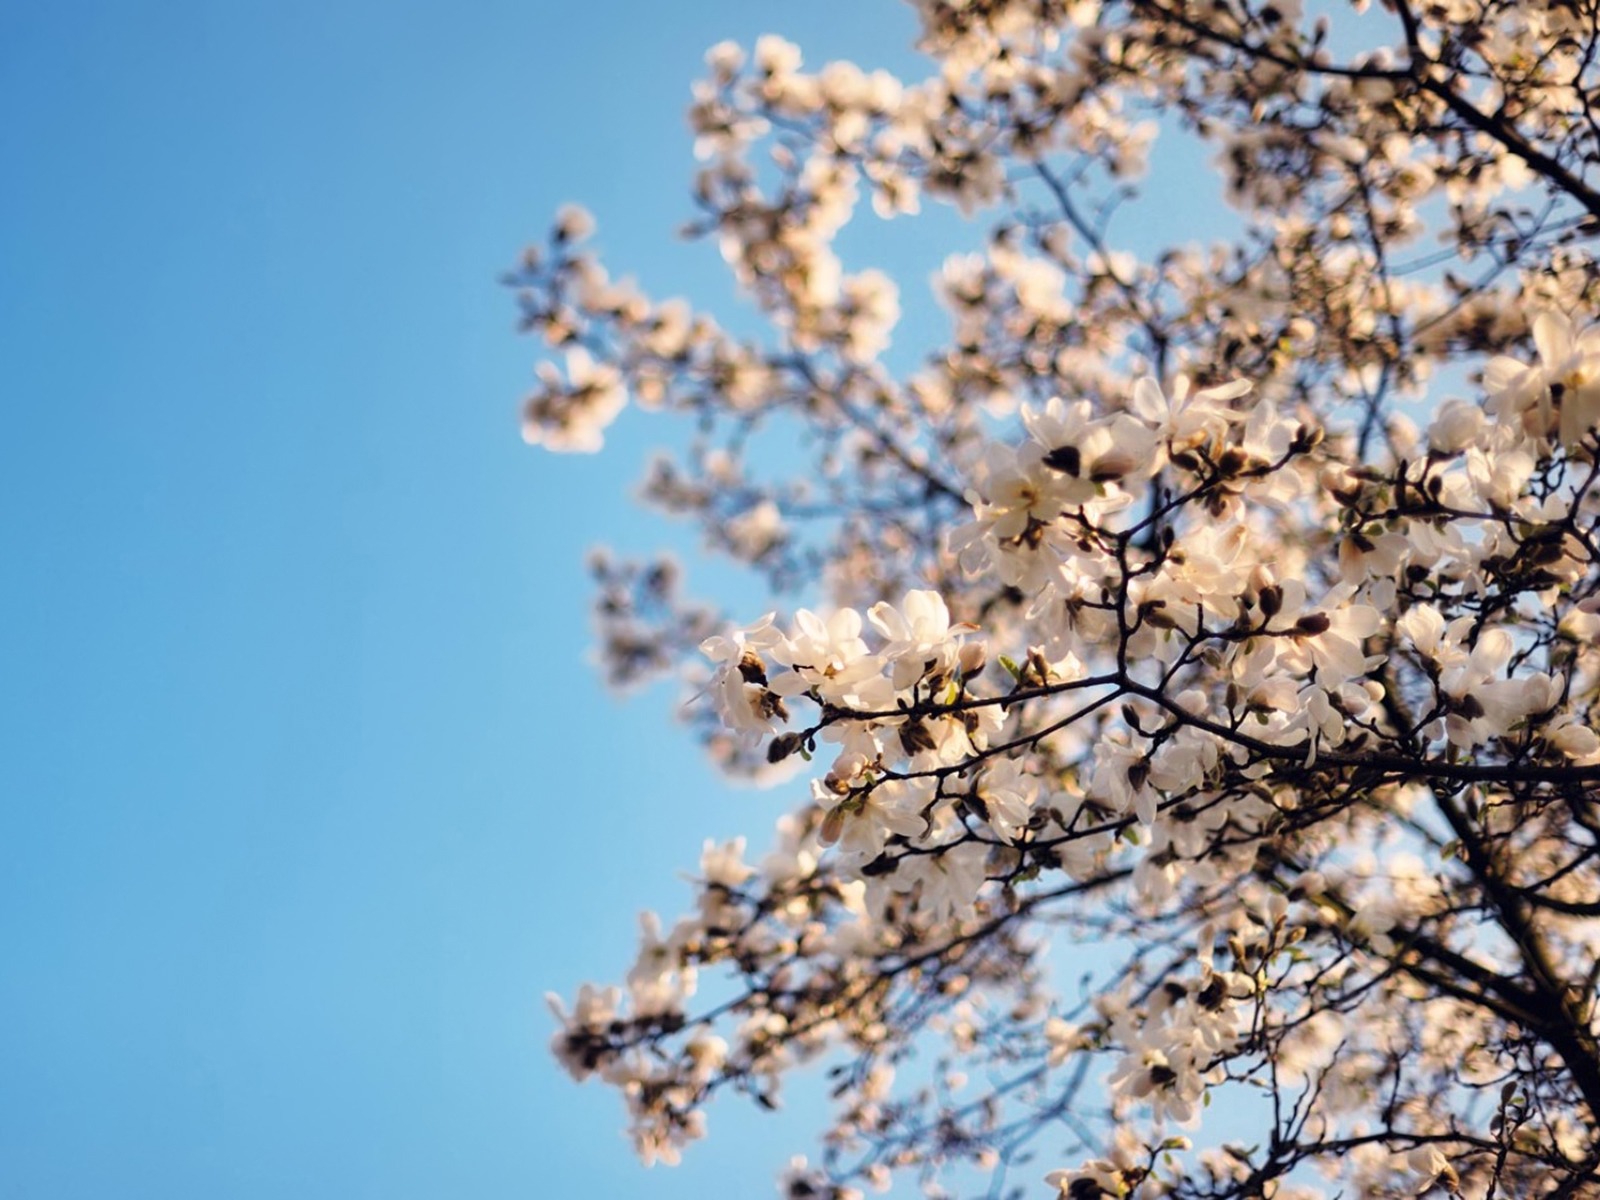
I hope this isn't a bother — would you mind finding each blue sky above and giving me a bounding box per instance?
[0,4,1241,1198]
[0,3,934,1197]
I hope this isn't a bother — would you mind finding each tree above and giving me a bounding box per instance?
[508,1,1600,1195]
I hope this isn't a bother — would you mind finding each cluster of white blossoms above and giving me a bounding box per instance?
[515,0,1600,1196]
[544,317,1600,1187]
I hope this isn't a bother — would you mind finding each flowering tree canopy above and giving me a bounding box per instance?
[509,0,1600,1195]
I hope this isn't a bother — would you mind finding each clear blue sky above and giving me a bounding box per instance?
[0,3,933,1197]
[0,5,1235,1198]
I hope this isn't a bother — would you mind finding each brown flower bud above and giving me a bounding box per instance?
[737,650,769,686]
[958,641,987,678]
[1043,444,1081,476]
[767,733,802,763]
[899,719,938,755]
[819,806,847,847]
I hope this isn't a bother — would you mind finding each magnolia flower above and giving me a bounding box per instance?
[684,1032,729,1082]
[700,615,787,738]
[1428,397,1486,453]
[1044,1017,1087,1066]
[975,759,1037,841]
[867,589,972,689]
[699,837,755,888]
[1045,1162,1126,1198]
[753,33,802,76]
[1024,397,1159,484]
[1108,1041,1205,1124]
[1140,520,1255,627]
[522,346,626,453]
[546,983,623,1082]
[1266,580,1383,687]
[627,911,696,1016]
[889,841,989,921]
[725,499,786,559]
[703,40,744,78]
[1091,739,1158,825]
[1465,444,1535,509]
[552,203,596,242]
[1545,715,1600,762]
[1129,373,1252,454]
[1484,311,1600,448]
[812,776,927,858]
[1404,1145,1460,1193]
[1148,729,1219,796]
[768,607,883,705]
[974,443,1081,536]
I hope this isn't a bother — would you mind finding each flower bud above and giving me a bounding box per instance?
[1294,612,1331,635]
[958,640,987,679]
[819,806,847,847]
[737,650,769,685]
[767,733,803,763]
[1043,444,1082,476]
[1428,398,1484,454]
